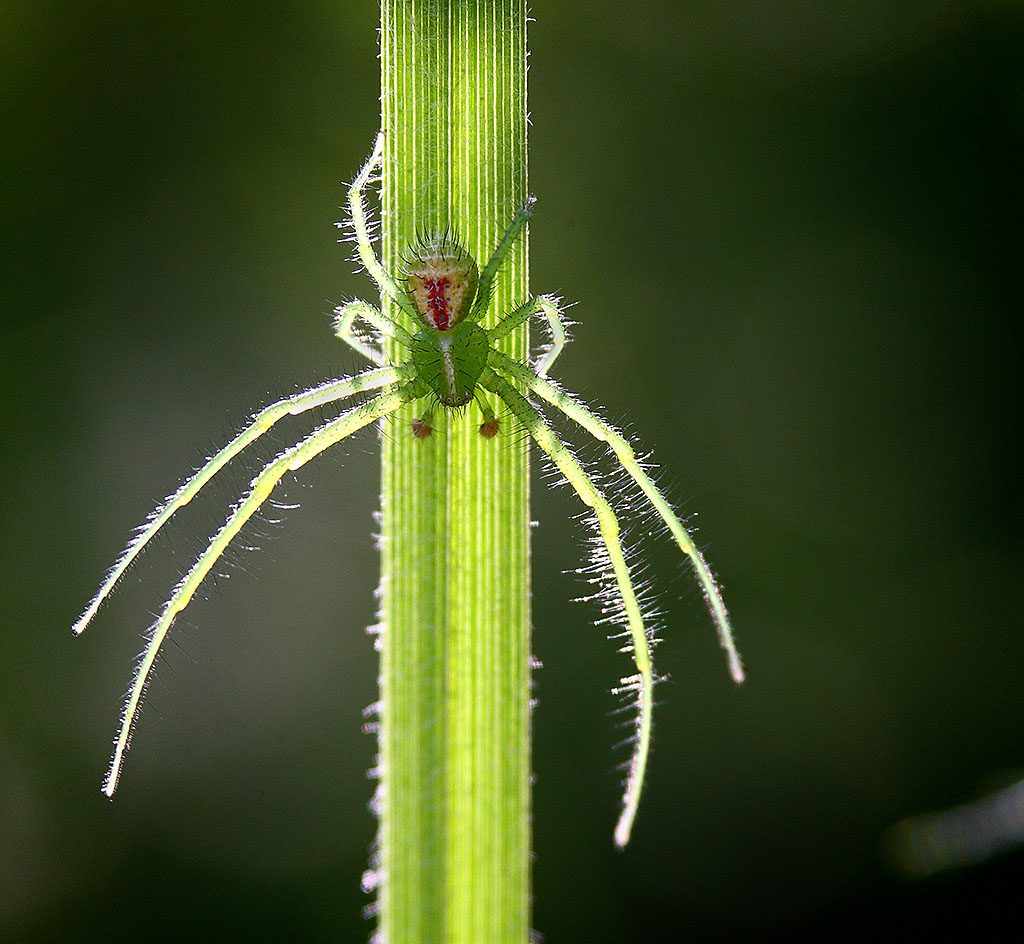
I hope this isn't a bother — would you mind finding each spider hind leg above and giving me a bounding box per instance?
[472,195,536,320]
[346,134,417,320]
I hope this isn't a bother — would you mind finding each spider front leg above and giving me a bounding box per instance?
[480,367,654,848]
[334,299,415,366]
[102,383,417,797]
[72,363,411,637]
[346,134,417,320]
[490,293,567,376]
[493,350,744,684]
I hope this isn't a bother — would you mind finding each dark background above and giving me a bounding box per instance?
[2,1,1022,940]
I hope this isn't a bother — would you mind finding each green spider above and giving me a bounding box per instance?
[74,133,743,848]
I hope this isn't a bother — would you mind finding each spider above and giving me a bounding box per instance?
[73,132,743,848]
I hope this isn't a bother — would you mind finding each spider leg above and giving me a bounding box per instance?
[347,133,418,320]
[73,363,412,636]
[480,367,653,848]
[102,383,416,797]
[489,294,567,376]
[492,350,744,685]
[334,299,415,365]
[472,195,536,320]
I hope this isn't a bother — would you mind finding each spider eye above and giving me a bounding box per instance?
[403,238,479,331]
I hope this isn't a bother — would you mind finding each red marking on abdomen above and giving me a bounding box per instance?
[425,278,451,330]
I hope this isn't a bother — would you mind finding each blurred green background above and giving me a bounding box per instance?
[2,1,1022,940]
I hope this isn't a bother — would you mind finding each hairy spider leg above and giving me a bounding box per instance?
[102,383,417,797]
[334,300,415,366]
[481,368,654,848]
[493,351,744,685]
[490,294,567,376]
[72,364,411,638]
[471,195,537,321]
[347,134,418,321]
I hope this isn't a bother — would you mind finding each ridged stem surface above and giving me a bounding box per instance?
[378,2,530,942]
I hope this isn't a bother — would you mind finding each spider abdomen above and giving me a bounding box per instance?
[403,238,480,331]
[411,322,489,408]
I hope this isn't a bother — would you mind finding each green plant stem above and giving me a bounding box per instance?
[378,2,530,942]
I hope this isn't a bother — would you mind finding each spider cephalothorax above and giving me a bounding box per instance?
[409,317,490,411]
[74,132,742,848]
